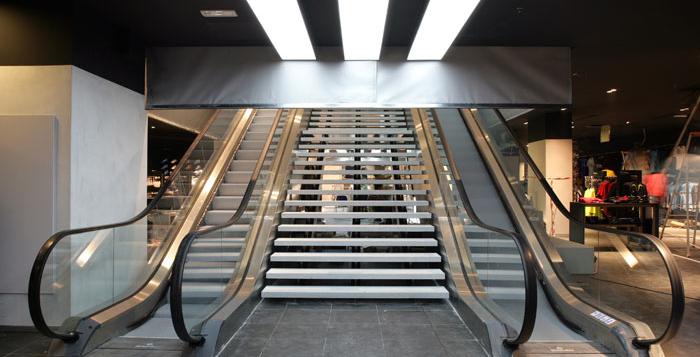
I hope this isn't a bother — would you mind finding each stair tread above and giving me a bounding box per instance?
[281,212,430,219]
[274,238,437,247]
[285,200,428,206]
[270,252,441,262]
[278,224,434,232]
[261,285,448,299]
[266,268,444,279]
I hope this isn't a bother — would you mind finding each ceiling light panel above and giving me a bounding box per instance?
[338,0,389,60]
[408,0,481,61]
[247,0,315,60]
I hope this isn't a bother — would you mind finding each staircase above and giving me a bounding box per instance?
[261,109,448,299]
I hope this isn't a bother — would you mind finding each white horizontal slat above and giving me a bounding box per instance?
[288,189,427,195]
[281,212,430,219]
[274,238,437,247]
[296,152,419,157]
[278,224,434,232]
[289,179,425,185]
[284,200,428,207]
[292,169,422,175]
[266,268,444,280]
[270,252,441,262]
[303,128,411,135]
[294,160,421,166]
[261,285,448,299]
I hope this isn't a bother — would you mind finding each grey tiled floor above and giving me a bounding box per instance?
[218,299,488,357]
[0,330,51,356]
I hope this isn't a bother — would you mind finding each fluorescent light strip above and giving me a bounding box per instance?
[247,0,315,60]
[408,0,481,60]
[338,0,389,60]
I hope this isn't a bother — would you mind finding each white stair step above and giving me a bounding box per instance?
[296,152,419,157]
[310,117,404,122]
[294,160,421,166]
[288,189,427,195]
[284,200,428,207]
[292,169,423,175]
[299,144,416,150]
[485,286,526,301]
[289,179,425,185]
[270,252,441,262]
[312,111,405,116]
[266,268,444,280]
[261,285,448,299]
[303,129,411,135]
[191,239,245,249]
[309,123,407,128]
[278,224,434,232]
[274,238,437,247]
[471,254,523,264]
[476,269,525,281]
[281,212,430,219]
[300,137,415,143]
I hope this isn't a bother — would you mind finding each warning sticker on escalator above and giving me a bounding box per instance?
[590,310,616,325]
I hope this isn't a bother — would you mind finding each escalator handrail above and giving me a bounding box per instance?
[488,109,684,346]
[429,109,537,347]
[169,110,283,345]
[28,110,223,342]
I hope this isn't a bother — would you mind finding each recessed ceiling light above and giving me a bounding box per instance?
[247,0,315,60]
[151,126,156,129]
[680,107,690,112]
[524,121,528,125]
[338,0,389,60]
[606,88,618,94]
[571,125,575,129]
[200,10,238,18]
[674,114,688,118]
[625,121,630,125]
[408,0,482,60]
[561,107,567,111]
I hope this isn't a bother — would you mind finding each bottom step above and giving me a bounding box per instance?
[261,285,449,299]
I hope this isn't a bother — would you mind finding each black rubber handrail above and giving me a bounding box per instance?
[486,108,684,347]
[28,110,223,342]
[169,110,283,345]
[429,109,537,347]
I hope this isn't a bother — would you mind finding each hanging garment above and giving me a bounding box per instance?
[597,180,613,200]
[621,149,651,172]
[584,187,601,217]
[643,172,667,199]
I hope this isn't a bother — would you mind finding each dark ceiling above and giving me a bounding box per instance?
[5,0,700,154]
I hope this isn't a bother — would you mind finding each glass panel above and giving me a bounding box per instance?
[180,110,287,336]
[425,110,527,335]
[471,108,673,338]
[37,110,242,333]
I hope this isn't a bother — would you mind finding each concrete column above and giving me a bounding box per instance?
[527,111,573,238]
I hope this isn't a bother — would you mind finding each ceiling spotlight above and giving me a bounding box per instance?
[680,107,690,112]
[674,114,688,118]
[247,0,316,60]
[524,121,528,125]
[151,126,156,129]
[561,107,567,111]
[606,88,618,94]
[200,10,238,18]
[571,125,575,129]
[625,121,630,125]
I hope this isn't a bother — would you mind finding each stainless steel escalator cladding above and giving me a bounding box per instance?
[465,108,684,349]
[28,109,258,354]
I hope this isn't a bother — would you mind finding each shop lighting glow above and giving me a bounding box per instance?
[338,0,389,60]
[606,88,618,94]
[247,0,315,60]
[408,0,481,60]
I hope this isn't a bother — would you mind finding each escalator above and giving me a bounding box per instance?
[29,107,684,357]
[27,108,286,355]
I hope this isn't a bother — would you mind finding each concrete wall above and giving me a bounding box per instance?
[0,65,146,325]
[69,67,147,314]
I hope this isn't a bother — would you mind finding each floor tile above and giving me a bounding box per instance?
[380,310,431,325]
[271,323,328,340]
[426,310,463,325]
[324,336,385,357]
[331,309,379,324]
[261,337,324,357]
[280,309,331,325]
[218,337,268,357]
[327,323,382,340]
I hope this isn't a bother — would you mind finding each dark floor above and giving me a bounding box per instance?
[218,299,488,357]
[0,330,51,356]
